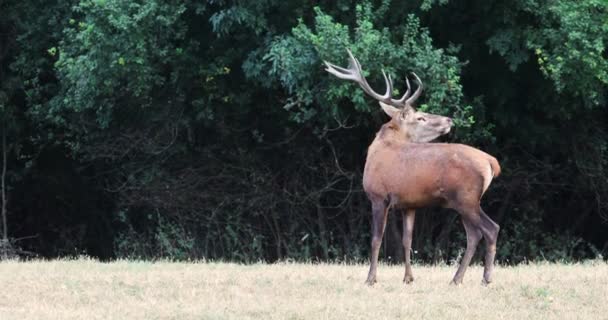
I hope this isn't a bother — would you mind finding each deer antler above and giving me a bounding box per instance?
[324,49,422,109]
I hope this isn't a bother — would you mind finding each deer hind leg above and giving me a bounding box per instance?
[402,209,416,284]
[365,200,389,285]
[478,208,500,285]
[451,215,482,285]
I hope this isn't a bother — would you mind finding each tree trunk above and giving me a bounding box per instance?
[1,124,11,260]
[2,125,7,242]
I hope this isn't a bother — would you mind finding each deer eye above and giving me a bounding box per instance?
[417,117,426,122]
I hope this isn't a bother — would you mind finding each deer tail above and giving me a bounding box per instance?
[489,156,501,178]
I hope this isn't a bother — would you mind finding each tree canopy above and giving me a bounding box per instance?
[0,0,607,261]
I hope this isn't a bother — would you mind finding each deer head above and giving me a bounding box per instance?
[324,49,453,143]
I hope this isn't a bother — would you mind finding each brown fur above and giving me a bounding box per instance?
[364,141,497,207]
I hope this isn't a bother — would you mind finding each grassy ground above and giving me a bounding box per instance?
[0,259,606,319]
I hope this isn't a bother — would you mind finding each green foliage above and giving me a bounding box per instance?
[251,4,480,139]
[420,0,450,11]
[114,210,195,260]
[47,0,190,132]
[498,211,593,263]
[487,0,608,108]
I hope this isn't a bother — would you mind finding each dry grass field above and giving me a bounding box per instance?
[0,259,607,319]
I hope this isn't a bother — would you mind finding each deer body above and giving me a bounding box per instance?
[324,49,501,286]
[363,139,500,209]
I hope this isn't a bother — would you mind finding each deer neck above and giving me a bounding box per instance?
[372,122,411,149]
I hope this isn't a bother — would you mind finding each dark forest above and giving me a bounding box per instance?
[1,0,607,262]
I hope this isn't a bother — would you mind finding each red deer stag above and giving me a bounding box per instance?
[324,50,501,286]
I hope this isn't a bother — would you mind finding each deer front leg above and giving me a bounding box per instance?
[365,201,389,285]
[402,209,415,284]
[451,217,482,285]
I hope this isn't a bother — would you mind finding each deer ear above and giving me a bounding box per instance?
[379,102,400,118]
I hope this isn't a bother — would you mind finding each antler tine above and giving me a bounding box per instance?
[378,70,393,100]
[345,49,394,104]
[405,72,423,105]
[324,61,357,81]
[323,50,369,84]
[393,77,412,105]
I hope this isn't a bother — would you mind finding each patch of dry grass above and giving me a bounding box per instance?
[0,259,607,319]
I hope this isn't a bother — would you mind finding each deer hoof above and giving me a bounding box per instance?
[403,275,414,284]
[481,278,492,286]
[450,279,463,286]
[364,278,377,286]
